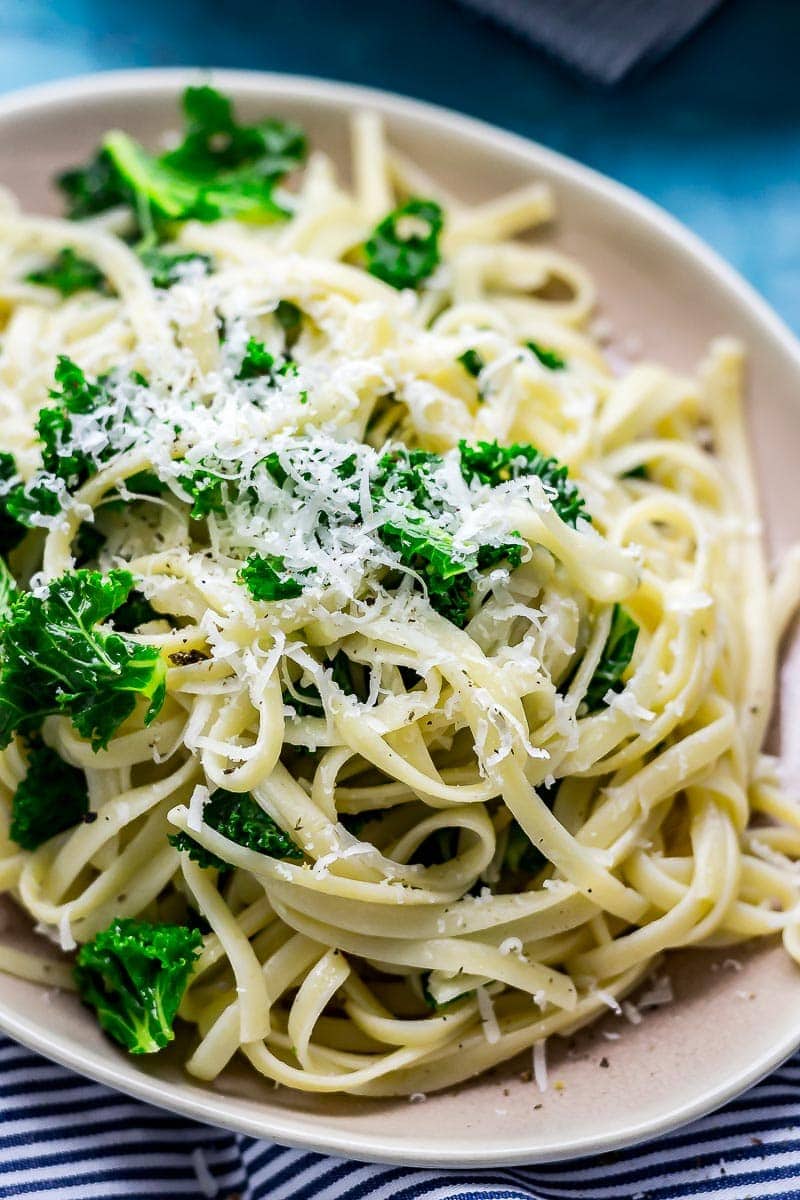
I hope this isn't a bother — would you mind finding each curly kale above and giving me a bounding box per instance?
[372,447,522,627]
[236,337,276,381]
[2,357,119,529]
[526,341,567,371]
[10,741,89,851]
[498,781,560,885]
[0,568,166,751]
[25,248,108,297]
[239,553,314,602]
[74,918,202,1054]
[110,589,165,633]
[137,246,212,289]
[583,605,640,712]
[457,348,485,379]
[0,560,15,623]
[169,788,303,870]
[458,439,590,528]
[177,466,227,519]
[0,454,27,555]
[274,299,303,349]
[364,198,443,289]
[58,149,129,219]
[59,86,306,234]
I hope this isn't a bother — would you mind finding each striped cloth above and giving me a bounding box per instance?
[3,1035,800,1199]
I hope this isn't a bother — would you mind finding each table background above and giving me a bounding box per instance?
[2,0,798,331]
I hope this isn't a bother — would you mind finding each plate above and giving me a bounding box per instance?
[0,68,799,1168]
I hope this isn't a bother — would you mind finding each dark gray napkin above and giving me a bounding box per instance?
[451,0,725,83]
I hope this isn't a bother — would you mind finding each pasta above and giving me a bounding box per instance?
[0,90,798,1098]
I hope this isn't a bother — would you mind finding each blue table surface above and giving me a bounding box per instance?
[1,0,798,331]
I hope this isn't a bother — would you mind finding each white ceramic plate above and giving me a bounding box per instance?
[0,69,799,1168]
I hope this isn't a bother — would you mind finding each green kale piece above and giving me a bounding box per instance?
[74,918,202,1054]
[57,149,129,219]
[10,740,89,851]
[364,198,443,289]
[458,439,590,528]
[526,341,567,371]
[102,86,305,228]
[503,820,546,877]
[110,589,163,633]
[137,246,212,289]
[3,357,113,531]
[583,605,640,713]
[177,467,226,519]
[59,86,306,232]
[236,337,275,381]
[0,568,166,751]
[0,560,16,623]
[74,521,106,566]
[165,85,306,180]
[25,248,107,296]
[169,787,302,870]
[457,348,484,378]
[0,454,27,554]
[372,448,520,628]
[501,782,559,882]
[274,299,303,348]
[378,518,476,627]
[239,553,313,601]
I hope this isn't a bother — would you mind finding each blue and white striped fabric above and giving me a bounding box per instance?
[3,1035,800,1199]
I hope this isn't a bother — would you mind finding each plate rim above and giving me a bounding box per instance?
[0,66,799,1168]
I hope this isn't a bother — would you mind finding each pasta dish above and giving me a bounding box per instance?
[0,86,798,1097]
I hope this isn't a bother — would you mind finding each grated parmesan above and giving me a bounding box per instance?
[621,1000,643,1026]
[533,1039,548,1092]
[187,784,210,833]
[476,985,501,1045]
[58,910,76,953]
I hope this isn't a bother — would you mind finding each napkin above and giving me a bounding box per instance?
[450,0,725,83]
[2,1032,798,1199]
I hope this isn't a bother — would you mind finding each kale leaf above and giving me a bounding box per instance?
[239,553,313,601]
[364,198,443,289]
[236,337,275,381]
[526,341,567,371]
[25,248,108,297]
[457,348,485,378]
[458,439,590,528]
[0,568,166,750]
[274,299,303,348]
[177,466,227,519]
[137,246,212,289]
[59,86,306,233]
[169,787,302,870]
[110,589,164,633]
[0,560,16,624]
[74,521,107,566]
[583,604,640,712]
[0,453,27,555]
[4,357,108,530]
[10,740,89,851]
[74,918,202,1054]
[372,447,522,628]
[57,150,129,220]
